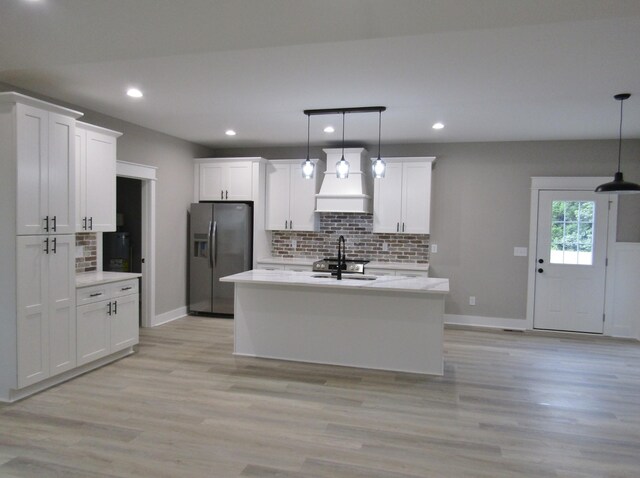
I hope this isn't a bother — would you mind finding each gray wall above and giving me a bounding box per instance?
[213,140,640,320]
[0,82,214,317]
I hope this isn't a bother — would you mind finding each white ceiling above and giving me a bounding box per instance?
[1,0,640,148]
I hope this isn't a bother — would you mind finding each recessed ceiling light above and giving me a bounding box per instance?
[225,130,237,136]
[432,122,445,130]
[323,126,335,133]
[126,88,143,98]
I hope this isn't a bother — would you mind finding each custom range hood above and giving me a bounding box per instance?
[315,148,373,213]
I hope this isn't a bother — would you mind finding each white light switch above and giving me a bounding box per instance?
[514,247,528,257]
[291,239,297,250]
[75,246,84,258]
[469,296,476,306]
[382,242,389,252]
[431,244,438,253]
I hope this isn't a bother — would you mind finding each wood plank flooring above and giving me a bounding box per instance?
[1,317,639,477]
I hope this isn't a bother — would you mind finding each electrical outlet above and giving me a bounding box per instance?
[514,247,528,257]
[469,296,476,306]
[382,242,389,252]
[431,244,438,253]
[291,239,297,250]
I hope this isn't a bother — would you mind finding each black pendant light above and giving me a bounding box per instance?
[372,110,386,178]
[301,114,314,179]
[595,93,640,194]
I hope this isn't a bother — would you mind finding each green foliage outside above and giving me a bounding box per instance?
[551,201,594,252]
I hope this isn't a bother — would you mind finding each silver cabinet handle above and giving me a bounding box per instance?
[51,237,57,254]
[289,220,292,229]
[107,302,112,316]
[44,216,49,232]
[43,238,49,254]
[225,190,228,199]
[284,220,288,229]
[52,215,57,232]
[396,222,399,232]
[121,286,133,291]
[89,292,103,297]
[89,217,93,230]
[82,217,87,230]
[220,190,224,200]
[113,300,118,315]
[402,223,405,232]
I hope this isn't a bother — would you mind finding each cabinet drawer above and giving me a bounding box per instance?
[398,270,429,278]
[366,268,396,277]
[77,284,111,306]
[109,279,139,298]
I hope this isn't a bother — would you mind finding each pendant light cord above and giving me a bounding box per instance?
[377,111,382,159]
[617,97,624,173]
[306,114,310,160]
[341,112,345,159]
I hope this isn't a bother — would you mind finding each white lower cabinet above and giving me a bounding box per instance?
[77,279,139,366]
[367,267,429,278]
[17,235,76,388]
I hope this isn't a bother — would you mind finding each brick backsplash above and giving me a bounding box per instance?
[272,213,429,263]
[76,233,97,272]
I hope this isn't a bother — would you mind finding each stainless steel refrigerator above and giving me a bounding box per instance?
[189,202,252,316]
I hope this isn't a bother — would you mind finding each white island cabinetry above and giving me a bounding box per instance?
[373,157,435,234]
[222,270,448,375]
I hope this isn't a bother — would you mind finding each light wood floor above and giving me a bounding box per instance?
[1,317,639,477]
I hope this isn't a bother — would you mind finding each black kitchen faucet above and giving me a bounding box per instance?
[336,235,346,280]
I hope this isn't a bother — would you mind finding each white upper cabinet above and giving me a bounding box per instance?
[12,100,80,235]
[265,160,321,231]
[75,122,122,232]
[373,157,435,234]
[198,160,253,201]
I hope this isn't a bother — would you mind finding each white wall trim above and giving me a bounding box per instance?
[530,176,612,190]
[116,160,156,328]
[153,306,188,327]
[445,314,527,331]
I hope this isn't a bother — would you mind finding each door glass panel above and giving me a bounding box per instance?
[550,201,594,265]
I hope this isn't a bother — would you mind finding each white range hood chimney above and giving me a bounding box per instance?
[315,148,373,213]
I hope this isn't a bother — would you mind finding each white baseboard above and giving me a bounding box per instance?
[152,306,188,327]
[444,314,527,331]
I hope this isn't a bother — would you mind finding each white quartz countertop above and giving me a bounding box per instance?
[221,269,448,295]
[256,256,429,271]
[76,271,142,288]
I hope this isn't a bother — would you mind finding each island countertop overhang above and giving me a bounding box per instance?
[221,269,449,295]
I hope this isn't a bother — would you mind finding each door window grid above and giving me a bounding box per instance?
[550,201,594,265]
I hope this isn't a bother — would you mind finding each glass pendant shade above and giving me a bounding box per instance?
[336,157,350,179]
[595,93,640,194]
[301,158,314,179]
[372,157,386,178]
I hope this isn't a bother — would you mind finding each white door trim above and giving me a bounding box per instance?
[116,161,157,328]
[526,177,618,333]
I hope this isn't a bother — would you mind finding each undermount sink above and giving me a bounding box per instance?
[311,274,377,281]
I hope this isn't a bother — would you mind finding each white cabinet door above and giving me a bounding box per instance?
[75,128,86,231]
[47,114,75,234]
[16,236,49,388]
[48,235,76,376]
[373,162,403,233]
[200,163,225,200]
[266,162,290,230]
[77,300,110,366]
[225,162,252,200]
[110,294,139,352]
[84,130,116,232]
[402,162,431,234]
[16,104,48,235]
[289,164,317,231]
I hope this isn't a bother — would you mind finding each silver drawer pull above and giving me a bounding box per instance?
[89,292,103,297]
[121,286,133,291]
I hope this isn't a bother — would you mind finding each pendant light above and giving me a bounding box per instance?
[595,93,640,194]
[336,112,350,179]
[372,110,386,178]
[301,114,314,179]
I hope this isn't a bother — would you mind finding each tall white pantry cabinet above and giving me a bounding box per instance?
[0,93,83,401]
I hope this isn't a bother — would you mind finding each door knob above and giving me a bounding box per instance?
[537,268,544,273]
[538,258,544,264]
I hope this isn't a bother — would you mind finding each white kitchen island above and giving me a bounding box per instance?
[221,270,449,375]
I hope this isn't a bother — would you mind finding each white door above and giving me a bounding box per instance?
[85,130,116,231]
[48,235,76,376]
[225,162,253,200]
[533,190,609,333]
[47,113,75,234]
[110,294,139,352]
[16,104,48,235]
[16,236,50,387]
[402,162,431,234]
[289,163,317,231]
[373,162,403,233]
[265,163,290,230]
[199,163,224,200]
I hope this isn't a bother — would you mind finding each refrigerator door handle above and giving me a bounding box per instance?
[212,220,218,267]
[208,220,214,268]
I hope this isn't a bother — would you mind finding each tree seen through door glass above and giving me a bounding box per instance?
[550,201,594,265]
